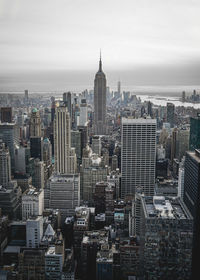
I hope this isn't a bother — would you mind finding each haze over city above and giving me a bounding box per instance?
[1,0,200,91]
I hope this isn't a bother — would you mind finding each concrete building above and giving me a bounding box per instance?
[26,216,43,248]
[94,54,107,135]
[30,108,41,137]
[32,158,45,190]
[47,174,80,223]
[0,107,12,123]
[54,106,76,174]
[92,135,101,156]
[0,123,20,172]
[140,196,193,279]
[167,102,175,128]
[0,142,11,187]
[22,187,44,220]
[79,99,88,126]
[81,230,109,280]
[45,235,64,280]
[183,149,200,279]
[81,153,108,202]
[121,118,156,198]
[18,248,45,280]
[189,115,200,150]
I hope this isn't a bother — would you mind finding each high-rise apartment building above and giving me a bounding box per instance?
[94,54,107,135]
[54,106,76,174]
[121,118,156,198]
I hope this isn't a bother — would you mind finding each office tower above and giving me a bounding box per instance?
[78,125,88,152]
[183,149,200,279]
[51,97,56,123]
[178,166,185,199]
[111,155,118,171]
[94,54,107,135]
[47,174,80,223]
[79,99,88,126]
[189,115,200,150]
[24,89,28,104]
[32,158,45,189]
[81,230,108,280]
[0,107,12,123]
[30,137,43,160]
[22,187,44,220]
[30,108,41,137]
[63,92,72,117]
[117,80,121,95]
[0,123,20,172]
[26,216,43,248]
[42,138,52,166]
[45,244,64,280]
[140,196,193,279]
[54,106,76,174]
[0,142,11,186]
[121,118,156,198]
[167,102,175,128]
[0,180,21,219]
[147,101,153,118]
[71,130,82,165]
[176,127,189,160]
[171,127,178,162]
[182,91,186,102]
[140,106,146,117]
[18,248,45,279]
[81,148,108,202]
[92,135,101,156]
[30,108,43,161]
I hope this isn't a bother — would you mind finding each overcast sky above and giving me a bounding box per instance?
[0,0,200,88]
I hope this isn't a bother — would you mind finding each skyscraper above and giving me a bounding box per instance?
[167,102,175,128]
[94,53,107,135]
[30,108,43,161]
[183,149,200,279]
[0,142,11,186]
[54,106,76,174]
[121,118,156,198]
[0,107,12,123]
[189,115,200,150]
[29,108,41,137]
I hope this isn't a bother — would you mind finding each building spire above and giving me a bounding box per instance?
[99,49,102,72]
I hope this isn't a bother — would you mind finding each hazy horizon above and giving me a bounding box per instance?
[1,0,200,94]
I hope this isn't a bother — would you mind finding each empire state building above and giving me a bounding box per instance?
[94,54,107,135]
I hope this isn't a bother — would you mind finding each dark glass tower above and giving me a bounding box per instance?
[189,115,200,150]
[183,149,200,280]
[94,53,107,135]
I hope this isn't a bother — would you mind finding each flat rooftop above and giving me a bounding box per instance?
[143,196,191,220]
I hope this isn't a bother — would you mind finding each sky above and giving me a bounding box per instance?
[0,0,200,90]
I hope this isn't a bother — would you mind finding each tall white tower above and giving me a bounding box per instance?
[121,118,156,198]
[54,106,76,174]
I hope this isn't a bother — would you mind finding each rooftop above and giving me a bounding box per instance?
[143,196,191,220]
